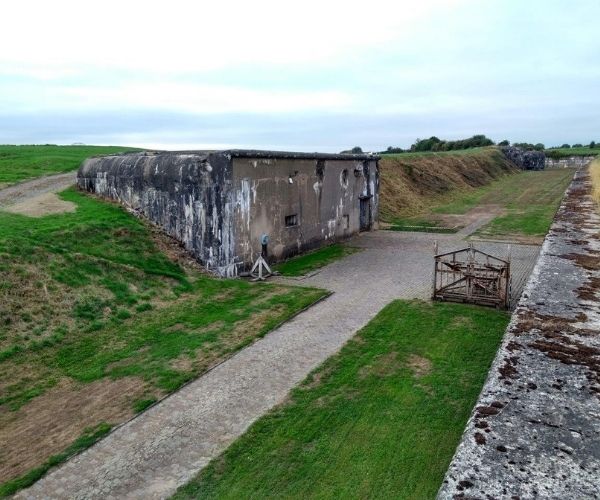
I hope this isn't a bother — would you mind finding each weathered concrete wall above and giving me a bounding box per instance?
[231,157,379,263]
[545,155,595,169]
[78,151,237,275]
[78,150,379,275]
[501,146,546,170]
[438,167,600,498]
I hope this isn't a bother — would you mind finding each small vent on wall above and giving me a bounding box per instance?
[285,214,298,227]
[343,214,349,229]
[341,169,348,187]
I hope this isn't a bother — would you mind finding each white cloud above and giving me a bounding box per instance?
[1,0,599,148]
[0,80,352,114]
[0,0,464,76]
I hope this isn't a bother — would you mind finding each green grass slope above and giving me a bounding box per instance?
[174,300,509,500]
[274,244,360,276]
[379,147,518,221]
[0,145,140,186]
[0,188,326,492]
[545,147,599,158]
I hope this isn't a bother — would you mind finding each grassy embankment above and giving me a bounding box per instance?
[472,168,574,239]
[379,147,574,240]
[174,300,509,499]
[274,244,360,277]
[0,188,326,495]
[545,147,599,158]
[379,147,517,226]
[0,145,141,187]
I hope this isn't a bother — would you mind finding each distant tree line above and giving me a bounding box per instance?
[344,139,598,155]
[381,134,495,154]
[547,141,598,150]
[511,142,546,151]
[339,146,365,154]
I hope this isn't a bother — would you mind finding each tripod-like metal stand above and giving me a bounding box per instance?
[249,234,273,281]
[249,254,272,281]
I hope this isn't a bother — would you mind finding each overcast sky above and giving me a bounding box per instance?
[1,0,598,151]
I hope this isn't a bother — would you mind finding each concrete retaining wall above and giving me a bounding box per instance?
[545,155,595,169]
[438,167,600,498]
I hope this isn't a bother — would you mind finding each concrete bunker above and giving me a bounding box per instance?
[77,150,380,276]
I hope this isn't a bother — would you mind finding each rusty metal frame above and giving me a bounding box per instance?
[432,243,511,309]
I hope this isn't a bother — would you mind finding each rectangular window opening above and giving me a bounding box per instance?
[285,214,298,227]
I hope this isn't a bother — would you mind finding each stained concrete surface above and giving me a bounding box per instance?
[439,168,600,499]
[16,220,540,499]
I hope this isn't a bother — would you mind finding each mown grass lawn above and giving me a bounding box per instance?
[545,147,599,158]
[0,188,326,494]
[473,168,574,239]
[0,145,140,185]
[386,168,574,239]
[274,244,359,276]
[380,146,492,159]
[174,300,509,500]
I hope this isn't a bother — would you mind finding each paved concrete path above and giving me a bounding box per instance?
[0,172,76,207]
[18,229,540,499]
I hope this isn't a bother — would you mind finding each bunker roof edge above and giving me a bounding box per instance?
[86,149,380,161]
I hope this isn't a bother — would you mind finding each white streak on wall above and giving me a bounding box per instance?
[237,178,252,232]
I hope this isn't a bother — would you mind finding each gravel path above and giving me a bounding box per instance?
[0,172,76,207]
[17,226,540,499]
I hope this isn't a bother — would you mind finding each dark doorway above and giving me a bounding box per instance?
[359,198,371,231]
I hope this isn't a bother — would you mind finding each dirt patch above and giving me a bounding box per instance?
[358,352,432,380]
[577,277,600,302]
[4,192,77,217]
[498,356,518,380]
[164,323,186,333]
[529,334,600,390]
[512,309,579,336]
[0,261,88,351]
[0,172,76,207]
[561,252,600,271]
[358,351,402,379]
[406,354,433,378]
[0,376,149,483]
[170,307,287,377]
[302,365,334,390]
[170,354,195,372]
[450,316,475,329]
[437,204,505,232]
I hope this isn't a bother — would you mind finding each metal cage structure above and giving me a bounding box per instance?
[432,243,511,309]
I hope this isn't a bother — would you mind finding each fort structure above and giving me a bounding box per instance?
[78,150,380,276]
[545,155,596,169]
[500,146,546,170]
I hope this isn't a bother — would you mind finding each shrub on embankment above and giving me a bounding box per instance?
[379,147,518,221]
